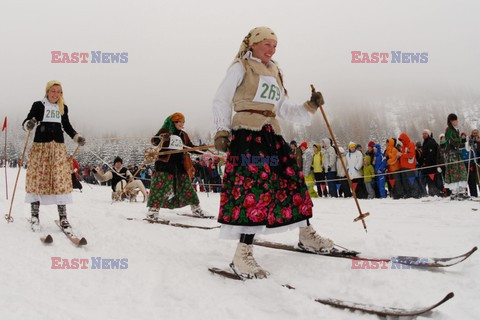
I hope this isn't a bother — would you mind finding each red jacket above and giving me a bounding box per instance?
[398,132,416,169]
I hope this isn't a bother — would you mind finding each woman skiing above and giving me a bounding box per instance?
[212,26,333,279]
[147,112,206,218]
[23,80,85,230]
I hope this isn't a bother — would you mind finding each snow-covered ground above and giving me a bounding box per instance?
[0,168,479,320]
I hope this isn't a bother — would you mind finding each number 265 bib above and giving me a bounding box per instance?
[252,76,282,107]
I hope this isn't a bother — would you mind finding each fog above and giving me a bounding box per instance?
[1,0,479,140]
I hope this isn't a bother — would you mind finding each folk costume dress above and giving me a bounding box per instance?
[23,98,80,205]
[212,51,318,239]
[444,125,467,191]
[147,116,200,210]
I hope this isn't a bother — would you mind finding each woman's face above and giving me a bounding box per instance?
[47,85,62,103]
[451,119,458,127]
[174,121,185,130]
[251,39,277,64]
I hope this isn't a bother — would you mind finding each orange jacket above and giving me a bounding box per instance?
[385,138,400,172]
[398,132,416,169]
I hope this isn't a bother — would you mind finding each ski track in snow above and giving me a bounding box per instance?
[0,168,479,320]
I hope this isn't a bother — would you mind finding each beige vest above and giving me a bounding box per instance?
[232,58,284,134]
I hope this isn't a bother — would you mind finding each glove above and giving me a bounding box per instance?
[74,134,86,146]
[327,166,331,172]
[159,132,171,140]
[309,91,325,107]
[214,130,230,152]
[437,167,442,173]
[25,117,37,131]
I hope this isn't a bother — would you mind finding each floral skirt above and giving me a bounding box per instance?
[444,150,467,189]
[445,151,467,183]
[25,142,73,205]
[147,169,199,209]
[218,125,313,229]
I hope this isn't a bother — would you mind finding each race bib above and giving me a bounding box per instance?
[43,104,61,123]
[168,135,183,150]
[253,76,282,106]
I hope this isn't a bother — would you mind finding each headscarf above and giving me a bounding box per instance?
[235,26,278,60]
[162,112,185,133]
[45,80,65,115]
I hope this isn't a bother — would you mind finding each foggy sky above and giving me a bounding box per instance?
[1,0,479,140]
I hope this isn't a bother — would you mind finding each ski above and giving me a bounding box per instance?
[208,267,454,317]
[54,220,87,246]
[176,213,216,220]
[254,240,477,268]
[28,218,54,244]
[127,217,220,230]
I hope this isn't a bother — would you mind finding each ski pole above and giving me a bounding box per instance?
[5,130,31,223]
[311,84,369,232]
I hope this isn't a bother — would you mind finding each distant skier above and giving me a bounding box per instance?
[23,80,86,231]
[93,156,147,202]
[147,112,207,218]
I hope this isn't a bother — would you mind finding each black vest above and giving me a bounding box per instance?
[111,167,128,192]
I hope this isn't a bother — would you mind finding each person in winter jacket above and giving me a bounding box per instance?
[211,26,334,279]
[23,80,86,231]
[385,138,404,199]
[313,144,327,197]
[301,142,318,198]
[373,143,387,198]
[322,138,338,197]
[421,129,443,196]
[71,156,82,192]
[363,155,375,199]
[467,130,479,197]
[346,142,366,199]
[336,147,351,197]
[444,113,468,200]
[398,132,421,198]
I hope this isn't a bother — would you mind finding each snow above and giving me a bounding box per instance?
[0,168,479,320]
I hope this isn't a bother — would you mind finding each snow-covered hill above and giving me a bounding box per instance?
[0,168,479,320]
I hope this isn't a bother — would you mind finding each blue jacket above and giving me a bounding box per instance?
[374,144,387,173]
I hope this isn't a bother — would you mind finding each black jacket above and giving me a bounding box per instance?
[422,136,439,174]
[22,101,77,143]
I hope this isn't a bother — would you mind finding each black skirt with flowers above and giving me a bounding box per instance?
[218,125,313,228]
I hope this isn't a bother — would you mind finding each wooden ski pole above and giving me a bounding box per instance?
[311,84,369,232]
[4,121,8,200]
[5,130,31,223]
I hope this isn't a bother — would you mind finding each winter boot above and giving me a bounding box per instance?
[191,204,206,217]
[58,205,72,231]
[31,201,40,231]
[230,242,269,279]
[147,207,159,219]
[298,225,334,252]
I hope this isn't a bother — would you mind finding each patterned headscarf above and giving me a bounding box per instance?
[162,112,185,133]
[45,80,65,115]
[235,26,277,60]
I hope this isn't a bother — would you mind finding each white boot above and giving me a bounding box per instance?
[147,207,159,219]
[231,242,269,279]
[299,225,334,252]
[191,204,205,217]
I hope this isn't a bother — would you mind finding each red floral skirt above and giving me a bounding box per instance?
[218,125,312,228]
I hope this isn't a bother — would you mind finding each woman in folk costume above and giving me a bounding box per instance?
[23,80,86,230]
[147,112,206,218]
[212,26,334,279]
[444,113,468,200]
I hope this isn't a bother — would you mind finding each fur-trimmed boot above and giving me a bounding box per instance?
[58,205,72,231]
[31,201,40,231]
[230,242,269,279]
[298,225,334,252]
[191,204,206,217]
